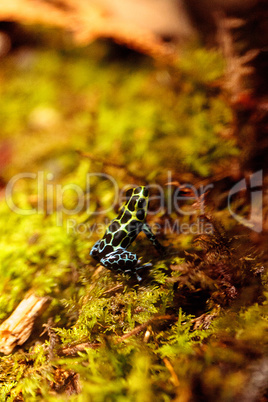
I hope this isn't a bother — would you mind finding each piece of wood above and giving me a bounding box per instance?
[0,293,50,355]
[0,0,175,60]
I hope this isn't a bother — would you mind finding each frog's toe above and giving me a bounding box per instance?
[134,263,152,281]
[136,263,152,270]
[135,272,143,282]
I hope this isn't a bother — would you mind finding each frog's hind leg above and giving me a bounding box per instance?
[135,262,153,281]
[100,247,138,273]
[100,248,149,281]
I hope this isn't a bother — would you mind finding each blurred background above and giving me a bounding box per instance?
[0,0,267,242]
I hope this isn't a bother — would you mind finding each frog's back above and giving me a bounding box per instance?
[99,186,149,256]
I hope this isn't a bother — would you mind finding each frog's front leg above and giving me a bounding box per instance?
[142,223,165,255]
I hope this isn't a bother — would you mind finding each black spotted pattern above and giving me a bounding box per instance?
[109,220,121,232]
[121,210,132,224]
[127,196,138,212]
[121,237,130,249]
[112,230,128,247]
[105,233,112,244]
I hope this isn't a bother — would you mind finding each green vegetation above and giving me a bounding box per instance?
[0,44,236,180]
[0,37,266,401]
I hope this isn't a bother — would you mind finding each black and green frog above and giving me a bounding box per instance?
[90,186,164,280]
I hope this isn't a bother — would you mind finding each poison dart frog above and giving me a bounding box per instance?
[90,186,164,280]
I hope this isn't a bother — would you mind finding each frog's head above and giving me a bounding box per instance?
[124,186,149,221]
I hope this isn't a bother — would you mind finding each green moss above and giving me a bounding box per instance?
[0,43,236,180]
[0,35,266,401]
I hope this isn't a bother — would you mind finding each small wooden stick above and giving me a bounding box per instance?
[58,342,100,356]
[117,314,176,342]
[163,357,180,387]
[0,293,50,355]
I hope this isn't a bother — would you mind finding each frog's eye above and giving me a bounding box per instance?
[138,198,146,209]
[143,187,149,197]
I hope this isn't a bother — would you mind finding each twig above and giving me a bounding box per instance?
[163,357,180,387]
[78,150,146,182]
[191,311,219,330]
[117,314,176,342]
[103,284,124,295]
[41,318,60,360]
[58,342,100,356]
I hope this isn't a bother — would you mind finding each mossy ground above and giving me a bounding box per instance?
[0,32,267,401]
